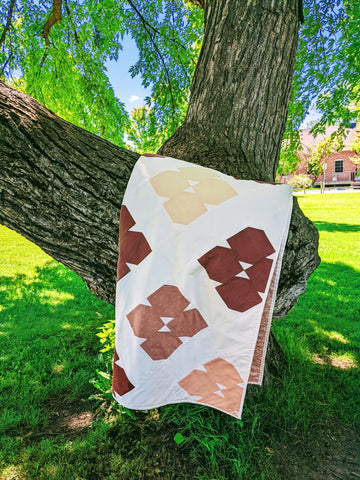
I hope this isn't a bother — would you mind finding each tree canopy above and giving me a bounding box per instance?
[0,0,359,154]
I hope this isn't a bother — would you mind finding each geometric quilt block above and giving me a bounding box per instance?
[178,358,244,416]
[150,167,237,225]
[198,227,275,312]
[127,285,207,360]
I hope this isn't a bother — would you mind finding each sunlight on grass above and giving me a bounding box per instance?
[312,353,358,370]
[52,364,65,374]
[1,464,22,479]
[317,328,349,344]
[38,290,75,304]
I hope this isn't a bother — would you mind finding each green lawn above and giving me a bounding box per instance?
[0,193,359,480]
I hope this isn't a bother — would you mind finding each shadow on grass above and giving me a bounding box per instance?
[313,220,360,232]
[1,259,359,480]
[272,260,359,427]
[0,261,114,435]
[275,260,359,362]
[0,261,113,334]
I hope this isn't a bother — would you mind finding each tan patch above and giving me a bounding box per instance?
[52,364,64,374]
[179,358,244,416]
[150,171,189,198]
[312,353,357,370]
[179,166,218,180]
[193,178,237,205]
[150,166,237,225]
[65,411,93,430]
[164,192,207,225]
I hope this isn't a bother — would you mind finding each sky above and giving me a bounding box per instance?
[105,36,150,114]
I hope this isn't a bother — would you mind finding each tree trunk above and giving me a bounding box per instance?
[0,0,319,319]
[159,0,320,318]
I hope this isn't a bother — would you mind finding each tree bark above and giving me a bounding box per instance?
[0,81,139,304]
[0,0,320,317]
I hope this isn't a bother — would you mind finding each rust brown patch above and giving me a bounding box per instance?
[142,153,166,157]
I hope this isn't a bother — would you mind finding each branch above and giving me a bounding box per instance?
[42,0,62,46]
[0,0,16,47]
[127,0,176,115]
[127,0,190,54]
[185,0,205,8]
[0,81,139,304]
[64,0,79,44]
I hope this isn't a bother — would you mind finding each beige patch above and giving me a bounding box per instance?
[150,166,237,225]
[164,192,207,225]
[193,178,237,205]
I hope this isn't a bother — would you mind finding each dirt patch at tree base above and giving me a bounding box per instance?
[272,423,359,480]
[44,394,95,438]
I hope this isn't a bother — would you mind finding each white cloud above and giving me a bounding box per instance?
[129,95,142,103]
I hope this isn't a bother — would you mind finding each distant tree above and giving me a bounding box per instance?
[126,106,175,153]
[305,136,343,185]
[350,124,360,167]
[288,0,360,136]
[289,174,312,194]
[277,142,301,177]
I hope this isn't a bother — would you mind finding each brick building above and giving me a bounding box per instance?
[279,125,359,186]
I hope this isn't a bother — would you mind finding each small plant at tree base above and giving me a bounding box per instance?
[289,174,312,194]
[90,320,115,401]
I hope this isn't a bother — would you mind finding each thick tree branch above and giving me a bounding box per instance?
[0,0,16,47]
[0,81,319,317]
[42,0,62,46]
[0,81,139,304]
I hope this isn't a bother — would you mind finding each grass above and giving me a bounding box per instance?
[0,193,359,480]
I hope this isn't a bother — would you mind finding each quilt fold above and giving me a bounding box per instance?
[112,155,293,419]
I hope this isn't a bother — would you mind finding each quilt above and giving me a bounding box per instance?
[112,154,293,419]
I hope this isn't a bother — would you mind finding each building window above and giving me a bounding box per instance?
[334,160,343,173]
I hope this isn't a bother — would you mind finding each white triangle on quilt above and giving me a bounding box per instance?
[216,237,233,249]
[188,179,199,186]
[115,358,124,368]
[160,317,173,324]
[184,186,197,193]
[239,261,253,270]
[158,325,172,333]
[216,383,227,390]
[179,336,190,343]
[236,270,250,280]
[203,202,218,212]
[214,389,226,398]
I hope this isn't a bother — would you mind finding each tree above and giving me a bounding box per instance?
[289,174,312,194]
[125,106,172,153]
[0,0,321,322]
[350,124,360,167]
[287,0,360,136]
[305,136,343,185]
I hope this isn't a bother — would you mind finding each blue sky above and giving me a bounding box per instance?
[105,36,150,114]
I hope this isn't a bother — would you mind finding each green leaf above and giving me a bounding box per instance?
[173,432,187,445]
